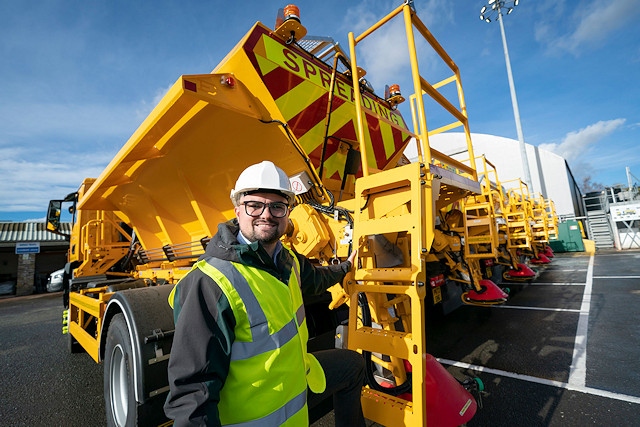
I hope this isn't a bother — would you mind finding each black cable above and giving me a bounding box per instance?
[258,119,356,252]
[358,293,413,396]
[259,119,326,200]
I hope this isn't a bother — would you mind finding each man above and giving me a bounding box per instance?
[164,161,365,426]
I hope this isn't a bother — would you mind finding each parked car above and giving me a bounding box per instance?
[47,269,64,292]
[0,279,16,296]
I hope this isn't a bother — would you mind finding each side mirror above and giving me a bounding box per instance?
[46,200,63,232]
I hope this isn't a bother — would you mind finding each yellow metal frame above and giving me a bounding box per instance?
[76,214,131,276]
[545,199,559,241]
[346,4,480,425]
[68,288,113,363]
[349,162,428,426]
[349,3,477,180]
[531,193,550,244]
[462,156,505,259]
[66,179,133,279]
[503,178,534,251]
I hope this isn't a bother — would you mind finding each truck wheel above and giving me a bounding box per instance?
[104,313,136,427]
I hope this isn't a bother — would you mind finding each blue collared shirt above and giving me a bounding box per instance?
[237,231,282,264]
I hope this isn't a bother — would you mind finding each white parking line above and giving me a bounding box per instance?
[524,282,586,286]
[568,254,594,387]
[437,358,640,405]
[493,305,581,313]
[439,255,640,406]
[594,252,640,257]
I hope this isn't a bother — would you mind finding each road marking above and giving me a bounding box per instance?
[440,254,640,407]
[437,358,640,405]
[524,282,586,286]
[568,254,594,387]
[594,252,640,257]
[493,305,581,313]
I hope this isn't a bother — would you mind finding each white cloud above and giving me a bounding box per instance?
[569,1,639,47]
[134,84,174,119]
[539,118,626,161]
[341,0,454,98]
[0,147,111,213]
[358,18,413,92]
[537,0,640,55]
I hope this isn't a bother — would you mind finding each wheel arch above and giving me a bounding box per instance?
[100,285,176,405]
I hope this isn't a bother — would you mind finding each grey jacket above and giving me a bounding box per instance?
[163,219,351,426]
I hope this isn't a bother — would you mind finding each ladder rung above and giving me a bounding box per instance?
[508,233,528,238]
[467,236,493,244]
[356,215,417,236]
[361,388,412,427]
[466,218,492,225]
[349,327,411,359]
[354,268,416,283]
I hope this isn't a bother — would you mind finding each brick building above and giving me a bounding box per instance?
[0,222,71,296]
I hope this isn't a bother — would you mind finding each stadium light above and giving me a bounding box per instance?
[480,0,533,191]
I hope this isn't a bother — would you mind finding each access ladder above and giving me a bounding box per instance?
[345,3,480,426]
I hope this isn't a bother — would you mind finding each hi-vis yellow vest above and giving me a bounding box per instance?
[170,251,326,426]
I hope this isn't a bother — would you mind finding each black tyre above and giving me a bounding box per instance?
[104,313,136,427]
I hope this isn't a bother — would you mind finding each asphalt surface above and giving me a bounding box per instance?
[0,292,105,426]
[432,249,640,426]
[1,249,639,426]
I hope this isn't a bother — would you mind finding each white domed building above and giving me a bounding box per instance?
[405,132,586,220]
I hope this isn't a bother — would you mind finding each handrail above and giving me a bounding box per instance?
[348,2,477,179]
[430,147,475,178]
[79,217,130,260]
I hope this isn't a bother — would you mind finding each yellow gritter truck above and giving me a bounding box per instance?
[44,2,513,425]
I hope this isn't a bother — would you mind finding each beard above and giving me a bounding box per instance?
[244,219,283,245]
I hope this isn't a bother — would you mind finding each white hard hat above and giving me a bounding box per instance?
[230,161,295,205]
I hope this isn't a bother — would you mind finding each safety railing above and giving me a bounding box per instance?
[348,2,477,181]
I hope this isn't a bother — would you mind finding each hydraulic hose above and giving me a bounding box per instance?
[358,293,413,396]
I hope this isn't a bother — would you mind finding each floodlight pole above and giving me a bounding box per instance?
[480,1,533,191]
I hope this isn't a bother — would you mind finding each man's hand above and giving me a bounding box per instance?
[347,249,358,269]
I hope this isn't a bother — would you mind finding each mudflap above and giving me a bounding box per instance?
[399,355,478,426]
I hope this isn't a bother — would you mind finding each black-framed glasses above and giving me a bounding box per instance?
[241,201,289,218]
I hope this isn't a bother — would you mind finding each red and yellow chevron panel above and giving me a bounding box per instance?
[243,27,412,179]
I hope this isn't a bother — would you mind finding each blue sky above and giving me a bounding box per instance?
[1,0,639,222]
